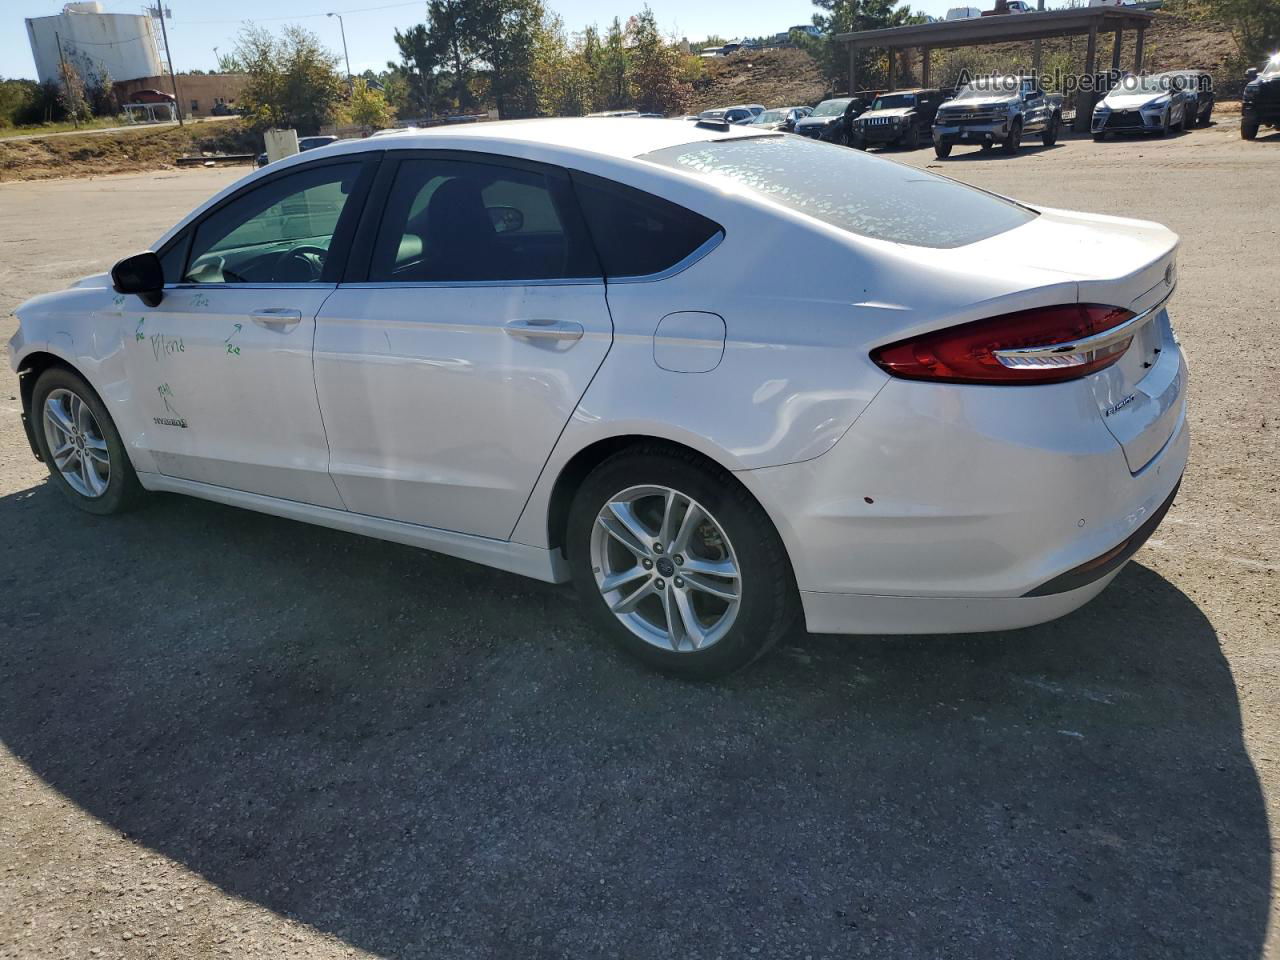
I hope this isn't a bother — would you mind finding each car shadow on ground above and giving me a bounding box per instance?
[0,481,1271,958]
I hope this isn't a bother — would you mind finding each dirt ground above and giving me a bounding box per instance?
[1,119,1277,959]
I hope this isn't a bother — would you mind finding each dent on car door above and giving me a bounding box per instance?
[125,157,376,506]
[313,151,613,540]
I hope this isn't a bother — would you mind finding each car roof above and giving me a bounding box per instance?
[316,117,768,163]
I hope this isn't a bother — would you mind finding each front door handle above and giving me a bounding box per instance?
[251,308,302,329]
[504,318,584,342]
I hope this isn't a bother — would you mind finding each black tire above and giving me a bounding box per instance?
[980,140,994,152]
[1002,120,1021,155]
[933,141,952,158]
[1241,118,1258,140]
[30,365,144,515]
[1041,112,1060,146]
[1201,105,1213,126]
[1093,131,1108,142]
[1184,103,1198,128]
[902,124,920,150]
[852,136,867,150]
[566,446,798,679]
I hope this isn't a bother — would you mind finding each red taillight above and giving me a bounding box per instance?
[870,304,1136,385]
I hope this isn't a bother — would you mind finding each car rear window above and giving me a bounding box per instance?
[570,171,722,278]
[639,135,1037,249]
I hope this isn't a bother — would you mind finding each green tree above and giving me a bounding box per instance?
[344,77,395,129]
[599,18,630,108]
[804,0,914,91]
[233,23,345,134]
[625,8,692,114]
[471,0,543,117]
[57,56,90,123]
[390,23,442,117]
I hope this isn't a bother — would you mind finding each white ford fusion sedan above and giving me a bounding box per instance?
[9,118,1188,678]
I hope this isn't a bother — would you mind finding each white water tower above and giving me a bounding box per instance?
[25,2,164,87]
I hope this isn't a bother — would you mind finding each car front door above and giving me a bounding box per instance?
[1020,80,1046,132]
[312,151,613,539]
[126,156,376,507]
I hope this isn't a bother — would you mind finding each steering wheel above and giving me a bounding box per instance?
[273,245,328,283]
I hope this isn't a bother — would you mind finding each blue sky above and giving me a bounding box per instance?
[2,0,953,81]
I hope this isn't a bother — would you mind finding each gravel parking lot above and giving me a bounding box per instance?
[2,121,1277,959]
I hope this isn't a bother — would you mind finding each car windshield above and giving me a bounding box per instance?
[1262,56,1280,78]
[871,94,916,110]
[640,134,1036,249]
[811,99,850,117]
[956,78,1017,98]
[753,110,785,124]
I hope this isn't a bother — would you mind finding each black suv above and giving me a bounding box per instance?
[850,88,951,150]
[793,96,871,145]
[1242,57,1280,139]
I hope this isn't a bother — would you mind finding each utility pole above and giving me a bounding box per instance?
[54,31,79,129]
[152,4,184,126]
[328,13,353,91]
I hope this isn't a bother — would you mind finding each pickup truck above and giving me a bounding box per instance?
[982,0,1035,13]
[1242,56,1280,139]
[932,75,1063,157]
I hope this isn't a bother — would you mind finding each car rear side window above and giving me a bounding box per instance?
[367,157,599,283]
[640,135,1036,249]
[570,171,722,278]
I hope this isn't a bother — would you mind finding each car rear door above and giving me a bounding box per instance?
[126,156,377,506]
[312,150,612,539]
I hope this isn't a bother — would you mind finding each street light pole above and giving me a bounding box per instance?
[327,13,352,90]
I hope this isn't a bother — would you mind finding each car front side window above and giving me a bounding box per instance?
[183,161,364,285]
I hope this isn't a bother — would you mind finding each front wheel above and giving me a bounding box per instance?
[31,366,143,515]
[901,124,920,150]
[934,141,952,158]
[1002,120,1021,155]
[567,448,797,679]
[1241,117,1258,140]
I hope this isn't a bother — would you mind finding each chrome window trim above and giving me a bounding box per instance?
[340,277,604,290]
[992,285,1175,361]
[165,282,339,291]
[606,229,724,284]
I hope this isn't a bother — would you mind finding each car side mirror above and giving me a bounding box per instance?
[1246,67,1258,80]
[111,251,164,307]
[487,206,524,234]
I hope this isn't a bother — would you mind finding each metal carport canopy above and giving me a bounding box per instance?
[836,7,1156,130]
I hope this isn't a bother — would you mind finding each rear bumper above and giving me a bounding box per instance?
[739,351,1190,636]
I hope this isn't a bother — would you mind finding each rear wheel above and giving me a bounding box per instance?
[567,448,797,679]
[1041,112,1060,146]
[1002,120,1021,154]
[1241,117,1258,140]
[1184,102,1198,128]
[1201,104,1213,126]
[31,366,143,515]
[933,140,952,158]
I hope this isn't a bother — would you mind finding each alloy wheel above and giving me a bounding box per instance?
[590,485,741,653]
[43,388,110,498]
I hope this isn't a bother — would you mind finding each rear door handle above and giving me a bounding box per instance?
[251,308,302,329]
[503,318,584,342]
